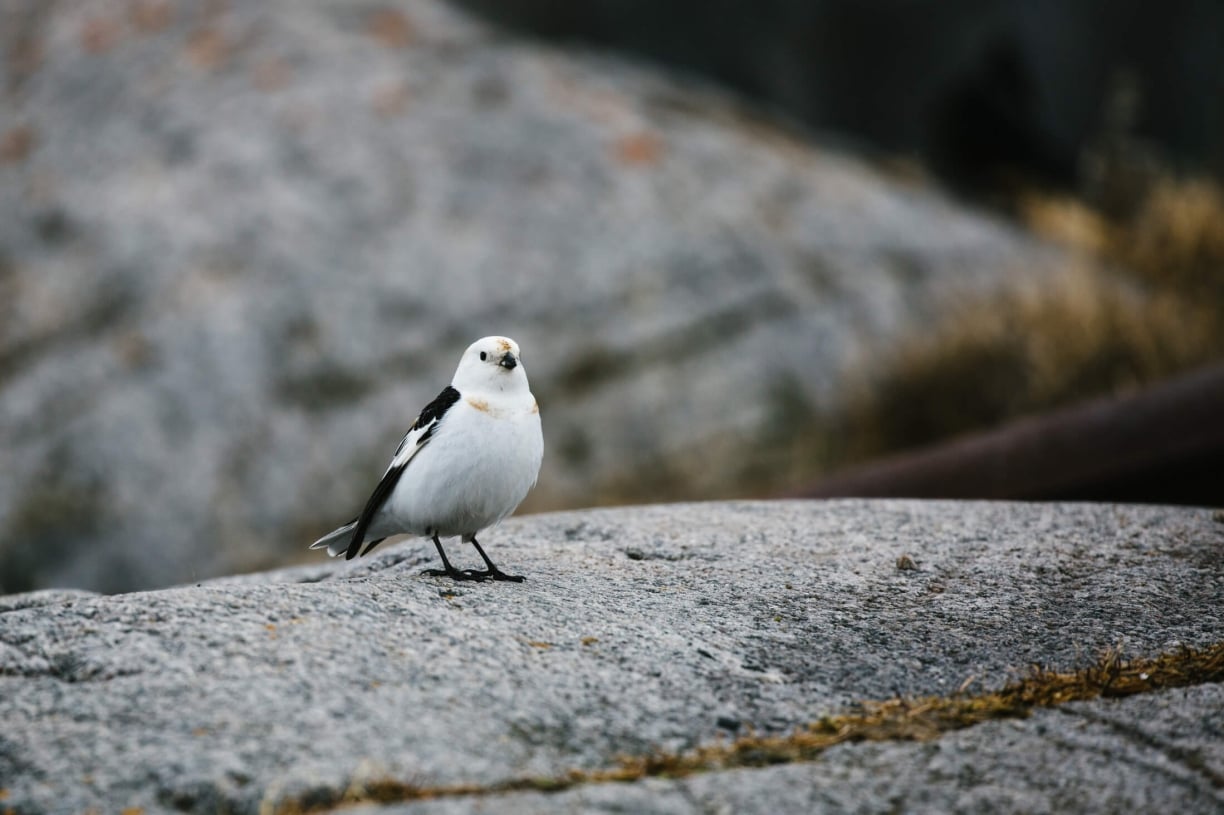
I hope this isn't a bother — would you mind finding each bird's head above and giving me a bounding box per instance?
[453,336,530,393]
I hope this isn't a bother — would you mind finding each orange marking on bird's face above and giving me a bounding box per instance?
[467,397,491,413]
[496,338,512,353]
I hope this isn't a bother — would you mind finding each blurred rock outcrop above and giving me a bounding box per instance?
[1,0,1104,592]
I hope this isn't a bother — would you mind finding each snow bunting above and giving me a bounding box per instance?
[311,336,543,582]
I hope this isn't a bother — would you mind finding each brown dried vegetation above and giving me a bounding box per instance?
[830,172,1224,467]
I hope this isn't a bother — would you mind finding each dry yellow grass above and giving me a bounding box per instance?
[825,172,1224,466]
[1023,174,1224,301]
[835,263,1222,462]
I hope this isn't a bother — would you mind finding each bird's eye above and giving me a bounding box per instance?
[479,351,487,361]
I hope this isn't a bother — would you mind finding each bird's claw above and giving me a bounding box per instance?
[418,568,523,583]
[420,568,488,582]
[466,568,525,583]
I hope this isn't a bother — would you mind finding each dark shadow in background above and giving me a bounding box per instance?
[452,0,1224,192]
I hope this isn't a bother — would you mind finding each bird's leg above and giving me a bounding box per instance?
[465,537,525,582]
[421,534,488,582]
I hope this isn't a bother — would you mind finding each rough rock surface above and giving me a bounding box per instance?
[1,500,1221,814]
[3,0,1098,592]
[361,684,1224,814]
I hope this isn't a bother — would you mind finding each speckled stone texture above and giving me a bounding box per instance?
[1,500,1221,813]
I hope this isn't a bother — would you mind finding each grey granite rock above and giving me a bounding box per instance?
[373,684,1224,814]
[0,500,1220,814]
[0,0,1095,592]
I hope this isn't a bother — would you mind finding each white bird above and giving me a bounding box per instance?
[310,336,543,582]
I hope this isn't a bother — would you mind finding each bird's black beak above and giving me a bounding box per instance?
[499,352,518,370]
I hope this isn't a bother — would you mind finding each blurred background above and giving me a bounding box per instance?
[1,0,1221,594]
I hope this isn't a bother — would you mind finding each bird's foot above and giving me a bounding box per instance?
[463,568,525,583]
[420,567,489,582]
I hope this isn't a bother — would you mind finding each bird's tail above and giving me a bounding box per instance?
[309,518,358,558]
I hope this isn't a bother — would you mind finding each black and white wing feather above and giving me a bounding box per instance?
[309,385,462,559]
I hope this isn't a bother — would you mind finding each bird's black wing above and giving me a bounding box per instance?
[344,385,462,560]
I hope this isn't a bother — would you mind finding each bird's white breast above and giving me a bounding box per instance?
[382,393,543,538]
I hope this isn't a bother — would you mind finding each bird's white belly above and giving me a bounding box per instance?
[382,407,542,539]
